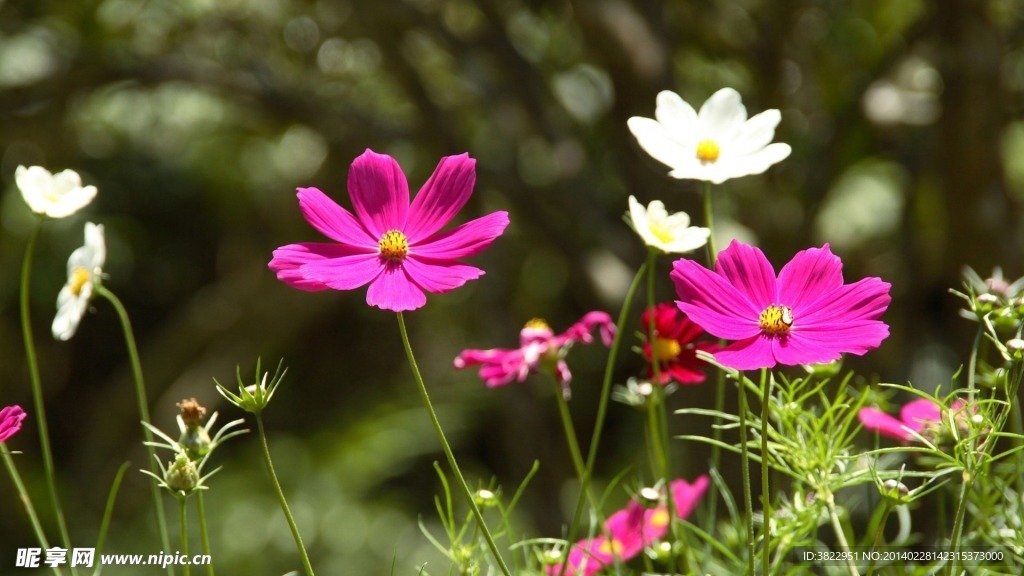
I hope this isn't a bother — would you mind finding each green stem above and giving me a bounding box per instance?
[550,377,588,487]
[396,312,511,576]
[178,496,191,576]
[19,221,74,572]
[196,491,215,576]
[561,262,649,576]
[826,491,860,576]
[702,181,717,266]
[865,502,893,576]
[94,284,174,576]
[2,443,63,576]
[965,325,982,403]
[256,414,315,575]
[760,369,771,574]
[738,376,754,576]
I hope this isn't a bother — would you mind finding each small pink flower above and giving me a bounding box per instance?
[547,475,709,576]
[671,241,891,370]
[454,312,615,396]
[0,405,27,443]
[859,398,964,442]
[641,303,719,385]
[269,149,509,312]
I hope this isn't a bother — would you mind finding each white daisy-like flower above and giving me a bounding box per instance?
[627,88,791,184]
[53,222,105,341]
[628,195,710,254]
[16,165,97,219]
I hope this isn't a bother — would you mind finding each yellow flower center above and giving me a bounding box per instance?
[649,508,670,528]
[759,304,793,336]
[378,229,409,260]
[651,337,682,361]
[524,318,551,331]
[650,222,675,244]
[695,139,721,163]
[69,267,91,296]
[597,538,624,556]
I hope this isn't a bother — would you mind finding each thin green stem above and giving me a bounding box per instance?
[396,312,511,576]
[826,492,860,576]
[196,491,215,576]
[256,415,315,576]
[965,325,982,402]
[738,376,754,576]
[178,496,191,576]
[562,262,649,576]
[703,180,726,544]
[702,181,717,266]
[865,503,893,576]
[20,221,74,571]
[94,284,173,575]
[550,377,588,486]
[760,369,771,574]
[2,443,63,576]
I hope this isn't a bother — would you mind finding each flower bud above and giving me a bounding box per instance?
[639,486,662,508]
[473,488,499,508]
[165,452,199,494]
[177,399,211,460]
[881,479,910,505]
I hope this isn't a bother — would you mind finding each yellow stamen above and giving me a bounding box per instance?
[651,337,682,361]
[759,304,793,336]
[378,229,409,259]
[695,139,721,163]
[69,267,91,296]
[649,508,670,528]
[597,538,624,556]
[523,318,551,331]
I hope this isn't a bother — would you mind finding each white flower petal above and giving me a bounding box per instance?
[726,109,782,156]
[15,165,97,218]
[654,90,699,141]
[698,88,747,141]
[627,116,691,173]
[53,222,106,340]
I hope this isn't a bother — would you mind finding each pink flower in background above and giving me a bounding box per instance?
[547,475,709,576]
[671,241,891,371]
[269,149,509,312]
[454,312,615,396]
[0,405,27,443]
[641,303,719,385]
[859,398,964,442]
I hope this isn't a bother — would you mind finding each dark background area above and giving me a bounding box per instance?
[1,0,1023,574]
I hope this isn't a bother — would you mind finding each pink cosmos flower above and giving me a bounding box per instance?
[859,398,965,442]
[641,303,720,385]
[671,241,891,371]
[454,312,615,396]
[0,405,27,443]
[269,149,510,312]
[547,476,709,576]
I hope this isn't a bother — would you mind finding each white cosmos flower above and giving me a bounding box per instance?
[628,195,710,254]
[627,88,791,184]
[16,165,97,219]
[53,222,105,341]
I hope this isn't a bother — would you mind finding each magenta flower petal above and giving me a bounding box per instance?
[714,336,779,370]
[404,154,476,241]
[672,258,762,340]
[271,150,507,311]
[673,240,890,370]
[403,258,484,293]
[293,250,384,291]
[346,149,410,237]
[413,212,511,260]
[671,475,710,519]
[858,407,911,440]
[0,405,27,443]
[366,264,426,312]
[297,187,377,247]
[900,398,942,432]
[270,242,375,292]
[776,245,844,311]
[715,241,777,311]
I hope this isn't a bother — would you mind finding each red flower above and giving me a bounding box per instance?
[641,303,718,385]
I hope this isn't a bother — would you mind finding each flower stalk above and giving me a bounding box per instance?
[256,414,315,576]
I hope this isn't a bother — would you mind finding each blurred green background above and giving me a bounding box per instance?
[1,0,1023,573]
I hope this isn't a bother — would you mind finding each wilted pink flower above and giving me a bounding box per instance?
[454,312,615,396]
[859,398,965,442]
[641,303,719,385]
[671,241,891,370]
[547,476,709,576]
[0,405,27,443]
[269,149,509,312]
